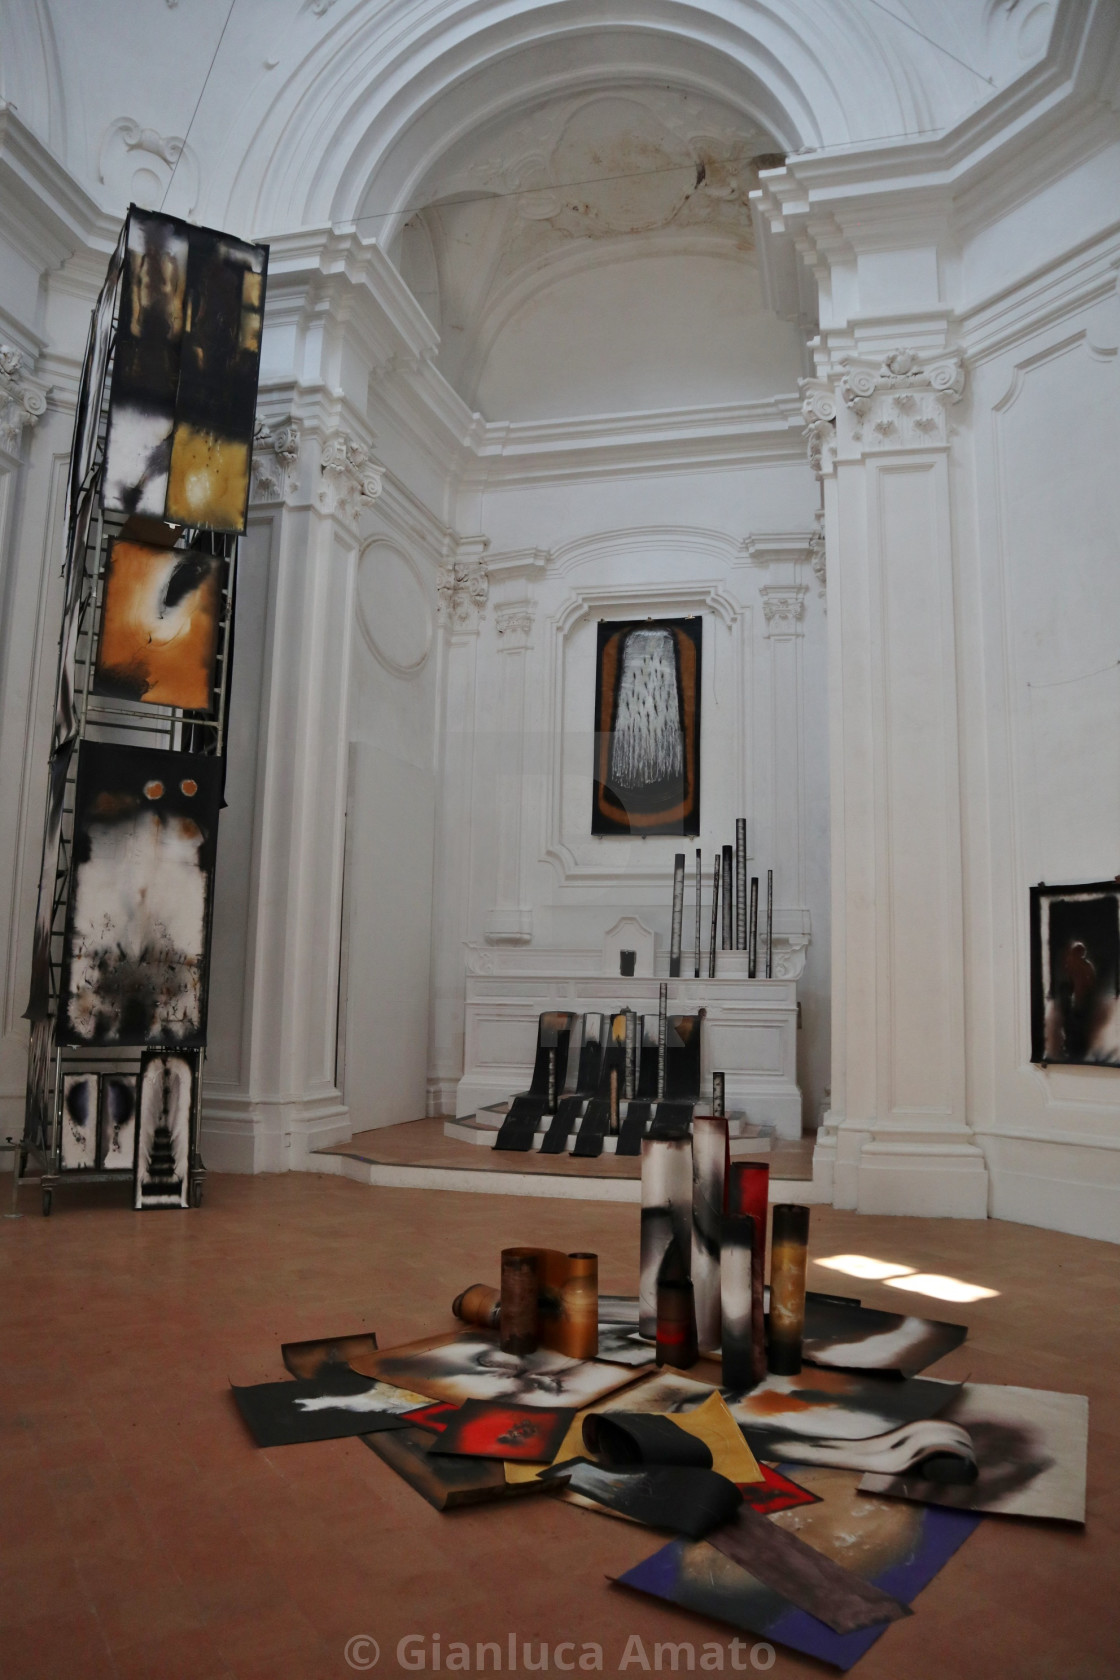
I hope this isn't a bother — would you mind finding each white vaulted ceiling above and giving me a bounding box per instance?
[386,87,804,418]
[0,2,1059,422]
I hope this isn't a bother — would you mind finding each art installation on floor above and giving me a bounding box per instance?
[1030,879,1120,1066]
[228,1194,1090,1674]
[592,616,701,835]
[16,205,267,1214]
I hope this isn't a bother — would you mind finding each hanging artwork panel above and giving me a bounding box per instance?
[57,742,221,1047]
[134,1051,193,1208]
[93,538,224,711]
[1030,880,1120,1066]
[101,207,267,534]
[592,617,701,835]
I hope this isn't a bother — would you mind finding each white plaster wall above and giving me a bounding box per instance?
[960,241,1120,1241]
[475,249,807,421]
[341,521,441,1129]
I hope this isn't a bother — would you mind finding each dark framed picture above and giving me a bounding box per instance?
[592,618,701,836]
[1030,880,1120,1066]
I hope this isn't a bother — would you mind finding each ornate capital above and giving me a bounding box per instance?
[250,416,302,504]
[319,432,382,522]
[761,584,807,638]
[495,606,534,650]
[800,378,838,477]
[437,560,490,634]
[838,347,966,451]
[0,347,49,456]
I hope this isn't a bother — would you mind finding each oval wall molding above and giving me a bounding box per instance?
[355,537,434,677]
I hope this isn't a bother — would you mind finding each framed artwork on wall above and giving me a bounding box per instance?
[592,617,701,836]
[1030,879,1120,1066]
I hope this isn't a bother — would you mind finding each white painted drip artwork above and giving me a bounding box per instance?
[609,628,684,790]
[66,806,207,1043]
[59,743,220,1047]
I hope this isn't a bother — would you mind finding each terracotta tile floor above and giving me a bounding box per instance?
[1,1170,1117,1680]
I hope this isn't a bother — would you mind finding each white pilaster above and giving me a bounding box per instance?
[808,345,988,1216]
[427,539,490,1114]
[201,412,384,1170]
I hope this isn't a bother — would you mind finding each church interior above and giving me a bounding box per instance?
[0,2,1118,1676]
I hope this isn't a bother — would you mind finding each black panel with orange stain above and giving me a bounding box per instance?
[593,617,701,835]
[94,539,223,711]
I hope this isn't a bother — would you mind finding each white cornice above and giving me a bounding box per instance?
[460,395,806,487]
[754,0,1120,259]
[0,104,109,264]
[958,222,1120,362]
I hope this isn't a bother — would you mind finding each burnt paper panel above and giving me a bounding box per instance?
[94,540,223,711]
[1030,881,1120,1065]
[592,618,701,836]
[363,1423,544,1511]
[98,1074,138,1171]
[430,1401,575,1463]
[165,228,266,532]
[134,1052,193,1208]
[801,1298,967,1378]
[860,1382,1088,1523]
[232,1368,417,1448]
[613,1477,978,1673]
[544,1460,741,1540]
[282,1333,380,1381]
[359,1330,633,1411]
[60,1073,98,1170]
[707,1503,910,1635]
[58,742,221,1047]
[102,209,189,518]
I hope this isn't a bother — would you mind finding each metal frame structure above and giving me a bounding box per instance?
[12,260,239,1217]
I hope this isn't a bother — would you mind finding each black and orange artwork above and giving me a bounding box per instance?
[592,617,701,836]
[102,207,267,535]
[430,1400,575,1463]
[94,539,223,711]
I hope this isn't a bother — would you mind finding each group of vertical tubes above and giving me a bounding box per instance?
[642,1120,811,1389]
[669,823,773,983]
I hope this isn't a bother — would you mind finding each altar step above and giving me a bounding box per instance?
[305,1118,825,1205]
[444,1110,775,1155]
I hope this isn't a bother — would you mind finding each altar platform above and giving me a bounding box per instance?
[310,1117,819,1205]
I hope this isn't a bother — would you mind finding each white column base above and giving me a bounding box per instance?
[427,1077,458,1117]
[201,1094,351,1173]
[814,1113,989,1218]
